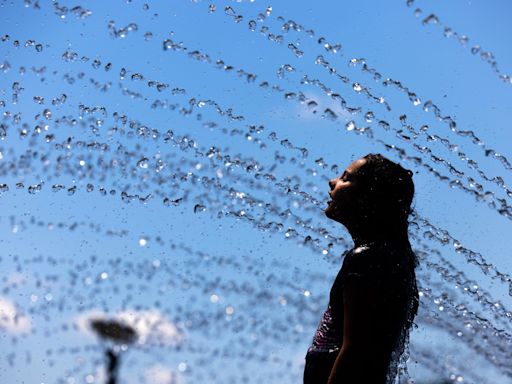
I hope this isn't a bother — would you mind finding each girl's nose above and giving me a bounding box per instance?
[329,179,336,189]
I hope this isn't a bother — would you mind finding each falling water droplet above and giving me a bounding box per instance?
[163,197,182,206]
[194,204,206,213]
[67,186,77,195]
[137,157,149,169]
[52,184,64,192]
[458,35,469,45]
[28,183,42,194]
[422,14,439,25]
[443,27,454,38]
[323,109,337,120]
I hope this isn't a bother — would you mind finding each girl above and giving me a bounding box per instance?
[304,154,419,384]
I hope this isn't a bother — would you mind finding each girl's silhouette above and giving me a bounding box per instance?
[304,153,419,384]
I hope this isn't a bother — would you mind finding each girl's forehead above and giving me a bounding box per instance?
[345,158,367,174]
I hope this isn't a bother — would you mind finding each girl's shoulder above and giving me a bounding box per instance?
[341,241,415,279]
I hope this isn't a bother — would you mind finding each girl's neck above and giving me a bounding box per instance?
[348,220,408,248]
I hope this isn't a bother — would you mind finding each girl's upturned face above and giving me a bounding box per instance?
[325,158,367,223]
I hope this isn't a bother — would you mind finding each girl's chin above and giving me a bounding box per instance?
[324,205,336,218]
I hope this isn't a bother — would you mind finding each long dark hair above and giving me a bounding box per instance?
[357,154,419,382]
[357,153,415,239]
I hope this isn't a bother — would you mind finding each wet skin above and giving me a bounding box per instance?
[325,158,367,228]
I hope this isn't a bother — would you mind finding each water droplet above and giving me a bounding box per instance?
[51,184,64,192]
[443,27,453,38]
[163,197,182,206]
[137,157,149,168]
[194,204,206,213]
[28,183,42,194]
[422,14,439,25]
[323,109,337,120]
[306,100,318,109]
[224,6,236,16]
[458,35,469,45]
[288,43,304,58]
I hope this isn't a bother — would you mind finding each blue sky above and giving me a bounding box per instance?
[1,1,511,383]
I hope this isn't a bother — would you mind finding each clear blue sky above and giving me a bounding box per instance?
[1,1,511,383]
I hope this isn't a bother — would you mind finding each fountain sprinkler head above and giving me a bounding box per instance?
[90,318,137,345]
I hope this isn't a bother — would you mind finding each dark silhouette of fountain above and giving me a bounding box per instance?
[90,318,137,384]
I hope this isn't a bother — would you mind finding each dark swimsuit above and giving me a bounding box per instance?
[304,240,419,384]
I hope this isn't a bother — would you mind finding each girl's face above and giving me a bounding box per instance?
[325,158,367,224]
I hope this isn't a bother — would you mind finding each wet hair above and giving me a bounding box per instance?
[358,154,419,381]
[357,153,415,233]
